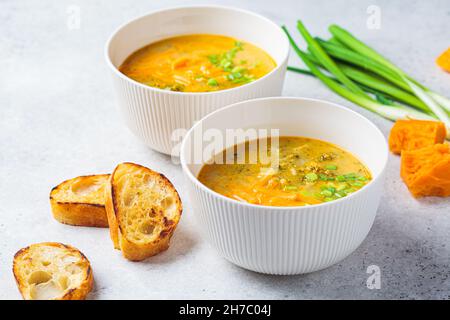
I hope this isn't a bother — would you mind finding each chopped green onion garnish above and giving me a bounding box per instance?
[336,183,348,191]
[325,164,337,170]
[231,76,252,84]
[232,66,245,73]
[232,72,243,79]
[220,59,232,69]
[321,190,333,197]
[207,78,218,86]
[208,54,219,65]
[225,51,235,60]
[327,186,336,193]
[305,173,318,182]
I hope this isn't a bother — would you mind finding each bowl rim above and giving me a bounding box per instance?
[104,5,290,96]
[180,96,389,211]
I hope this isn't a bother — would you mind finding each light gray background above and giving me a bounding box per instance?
[1,0,449,300]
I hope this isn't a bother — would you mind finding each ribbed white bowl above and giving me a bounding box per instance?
[105,6,289,155]
[180,97,388,275]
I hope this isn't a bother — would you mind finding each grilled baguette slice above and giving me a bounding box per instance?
[13,242,93,300]
[50,174,110,227]
[105,163,182,261]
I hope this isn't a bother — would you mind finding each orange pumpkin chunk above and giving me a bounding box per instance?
[437,47,450,73]
[401,144,450,198]
[389,120,446,154]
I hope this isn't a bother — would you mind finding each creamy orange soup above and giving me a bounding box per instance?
[198,137,372,207]
[119,34,276,92]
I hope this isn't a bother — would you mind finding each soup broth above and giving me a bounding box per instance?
[119,34,276,92]
[198,137,372,207]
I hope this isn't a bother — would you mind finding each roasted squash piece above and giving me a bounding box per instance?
[389,120,446,154]
[401,144,450,197]
[437,47,450,73]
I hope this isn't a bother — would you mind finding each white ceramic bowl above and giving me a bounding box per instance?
[180,97,388,275]
[105,6,289,155]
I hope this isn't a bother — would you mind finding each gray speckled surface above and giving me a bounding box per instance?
[1,0,449,300]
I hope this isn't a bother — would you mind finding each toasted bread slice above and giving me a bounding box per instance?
[13,242,93,300]
[105,162,182,261]
[50,174,110,227]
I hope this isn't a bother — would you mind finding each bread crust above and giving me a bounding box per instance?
[50,174,110,227]
[105,162,182,261]
[13,242,93,300]
[105,173,120,249]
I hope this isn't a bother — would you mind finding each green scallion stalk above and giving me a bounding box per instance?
[287,66,314,76]
[315,38,411,92]
[325,36,345,47]
[317,37,450,115]
[302,50,431,113]
[281,26,434,122]
[287,66,429,112]
[373,92,395,106]
[288,66,387,100]
[338,65,431,113]
[296,21,366,96]
[403,77,450,126]
[329,24,450,128]
[329,25,407,75]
